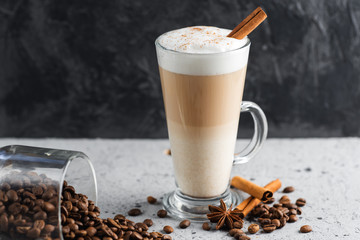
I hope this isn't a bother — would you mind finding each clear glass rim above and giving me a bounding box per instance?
[155,33,251,56]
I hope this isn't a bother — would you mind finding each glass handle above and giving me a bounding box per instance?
[233,101,268,165]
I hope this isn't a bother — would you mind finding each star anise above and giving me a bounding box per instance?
[206,199,243,230]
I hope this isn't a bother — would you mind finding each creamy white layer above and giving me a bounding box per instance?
[168,120,239,198]
[156,26,250,76]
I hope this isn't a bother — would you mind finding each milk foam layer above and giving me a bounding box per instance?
[158,26,247,53]
[156,26,250,75]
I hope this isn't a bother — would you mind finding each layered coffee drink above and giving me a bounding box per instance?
[156,26,250,198]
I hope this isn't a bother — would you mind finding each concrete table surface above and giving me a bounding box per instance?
[0,138,359,240]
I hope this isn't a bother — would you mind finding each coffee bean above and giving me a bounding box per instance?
[263,224,276,233]
[8,203,22,215]
[32,186,44,196]
[248,224,259,234]
[272,209,283,219]
[43,202,56,212]
[162,235,172,240]
[233,221,243,229]
[69,222,79,231]
[6,190,19,202]
[75,229,87,237]
[143,218,153,227]
[131,231,143,240]
[265,197,275,204]
[229,228,244,236]
[289,209,297,215]
[163,225,174,234]
[0,214,9,232]
[107,217,121,228]
[33,219,45,230]
[279,195,291,204]
[128,208,142,216]
[43,224,55,233]
[297,207,302,215]
[273,203,282,208]
[238,236,250,240]
[283,203,298,210]
[202,222,211,231]
[147,196,157,204]
[279,217,287,228]
[16,226,31,234]
[157,209,167,218]
[33,210,47,220]
[296,198,306,207]
[300,225,312,233]
[283,186,295,193]
[271,219,280,228]
[258,218,271,226]
[179,219,191,229]
[288,214,298,223]
[62,225,70,234]
[26,227,41,238]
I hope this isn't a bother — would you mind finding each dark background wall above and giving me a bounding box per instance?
[0,0,359,138]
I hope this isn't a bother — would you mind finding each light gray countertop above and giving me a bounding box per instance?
[1,138,359,240]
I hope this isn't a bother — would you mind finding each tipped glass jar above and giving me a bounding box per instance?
[0,145,97,240]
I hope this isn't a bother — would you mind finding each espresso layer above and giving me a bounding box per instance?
[159,67,247,127]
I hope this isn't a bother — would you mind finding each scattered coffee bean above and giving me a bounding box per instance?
[279,195,291,204]
[248,224,259,234]
[128,208,142,216]
[147,196,157,204]
[157,209,168,218]
[143,218,153,227]
[283,186,295,193]
[163,225,174,234]
[162,234,172,240]
[229,228,244,236]
[238,235,251,240]
[179,219,191,229]
[288,214,298,223]
[265,197,275,204]
[164,149,171,156]
[202,222,211,231]
[300,225,312,233]
[296,198,306,207]
[233,221,243,229]
[297,207,302,215]
[263,224,276,233]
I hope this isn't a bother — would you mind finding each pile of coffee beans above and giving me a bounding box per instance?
[0,171,174,240]
[241,186,311,238]
[0,171,61,239]
[217,186,311,239]
[61,182,172,240]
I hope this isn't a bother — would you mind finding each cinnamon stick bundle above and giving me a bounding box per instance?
[235,179,282,218]
[231,176,273,201]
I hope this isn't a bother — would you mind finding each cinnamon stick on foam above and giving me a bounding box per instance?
[227,7,267,40]
[231,176,273,201]
[234,179,282,218]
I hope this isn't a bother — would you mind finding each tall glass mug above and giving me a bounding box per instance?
[155,29,268,220]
